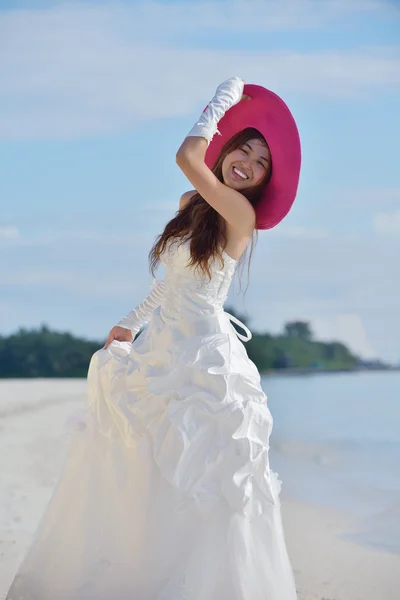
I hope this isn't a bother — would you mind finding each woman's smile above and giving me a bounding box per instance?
[231,166,249,181]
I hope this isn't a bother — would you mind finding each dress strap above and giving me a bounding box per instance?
[224,311,252,342]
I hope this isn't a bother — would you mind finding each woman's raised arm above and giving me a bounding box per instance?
[176,78,256,235]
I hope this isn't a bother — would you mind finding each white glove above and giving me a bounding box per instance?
[186,76,244,145]
[116,278,165,336]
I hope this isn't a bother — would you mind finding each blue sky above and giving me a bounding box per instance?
[1,0,399,362]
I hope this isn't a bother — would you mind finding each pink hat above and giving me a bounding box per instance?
[205,84,302,230]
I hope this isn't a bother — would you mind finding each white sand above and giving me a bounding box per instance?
[1,379,399,600]
[283,499,400,599]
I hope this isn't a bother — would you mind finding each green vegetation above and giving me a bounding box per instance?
[0,325,100,378]
[227,308,359,373]
[0,314,359,379]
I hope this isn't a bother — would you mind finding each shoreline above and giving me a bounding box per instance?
[261,366,400,376]
[1,366,400,382]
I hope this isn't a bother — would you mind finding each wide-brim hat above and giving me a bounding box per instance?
[205,84,302,230]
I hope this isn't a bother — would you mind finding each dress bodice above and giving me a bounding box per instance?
[156,239,252,342]
[160,239,236,321]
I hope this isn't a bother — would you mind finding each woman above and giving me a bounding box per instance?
[6,77,301,600]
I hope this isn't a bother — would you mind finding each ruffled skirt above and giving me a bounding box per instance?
[6,309,297,600]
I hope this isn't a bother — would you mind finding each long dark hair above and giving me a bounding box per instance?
[149,127,272,283]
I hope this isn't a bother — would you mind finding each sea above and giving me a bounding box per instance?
[264,371,400,555]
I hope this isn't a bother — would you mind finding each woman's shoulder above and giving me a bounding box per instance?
[179,190,196,210]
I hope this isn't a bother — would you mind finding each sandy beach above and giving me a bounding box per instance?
[1,379,399,600]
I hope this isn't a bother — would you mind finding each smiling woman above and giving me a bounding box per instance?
[171,78,301,273]
[6,77,302,600]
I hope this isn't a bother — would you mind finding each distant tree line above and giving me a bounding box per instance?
[0,314,359,379]
[0,325,100,378]
[227,308,359,373]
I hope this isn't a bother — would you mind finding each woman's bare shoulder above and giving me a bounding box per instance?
[179,190,196,210]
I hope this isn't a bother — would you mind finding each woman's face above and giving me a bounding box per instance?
[221,138,271,192]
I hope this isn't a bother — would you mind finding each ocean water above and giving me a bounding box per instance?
[263,371,400,554]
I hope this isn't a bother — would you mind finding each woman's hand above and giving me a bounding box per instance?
[182,77,245,147]
[103,326,133,349]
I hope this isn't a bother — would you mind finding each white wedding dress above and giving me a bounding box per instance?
[6,240,297,600]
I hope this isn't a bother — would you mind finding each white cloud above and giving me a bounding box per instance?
[311,314,376,358]
[0,226,20,239]
[237,231,400,361]
[2,1,397,35]
[0,267,144,298]
[329,187,400,209]
[2,233,158,299]
[272,225,328,239]
[373,211,400,235]
[0,2,399,139]
[109,0,400,32]
[0,229,152,249]
[0,204,176,248]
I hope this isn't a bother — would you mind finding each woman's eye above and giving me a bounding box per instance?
[240,148,248,154]
[258,161,266,168]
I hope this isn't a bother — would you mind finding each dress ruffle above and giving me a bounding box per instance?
[87,310,281,518]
